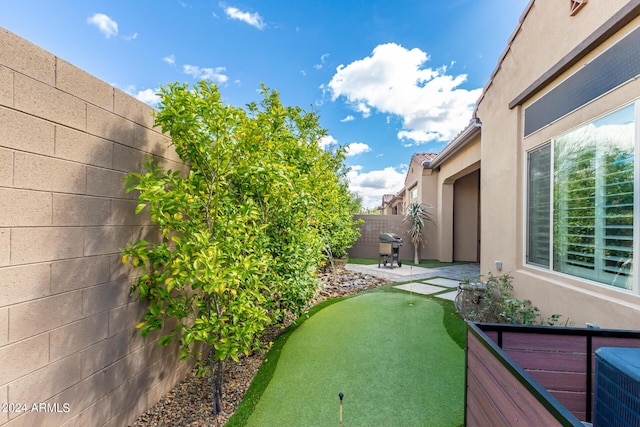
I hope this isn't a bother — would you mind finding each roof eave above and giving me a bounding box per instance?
[429,120,481,169]
[475,0,535,112]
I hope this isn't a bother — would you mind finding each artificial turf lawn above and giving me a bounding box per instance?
[347,257,471,269]
[243,288,465,427]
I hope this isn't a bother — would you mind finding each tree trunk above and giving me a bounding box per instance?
[414,245,419,264]
[210,353,224,414]
[207,293,224,415]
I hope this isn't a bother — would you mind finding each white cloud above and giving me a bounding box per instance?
[318,135,338,150]
[328,43,481,144]
[183,65,229,84]
[87,13,118,38]
[340,115,354,122]
[119,85,161,107]
[123,32,138,41]
[134,89,161,107]
[314,53,330,70]
[223,5,265,30]
[345,142,371,156]
[354,101,371,118]
[163,54,176,65]
[347,166,407,209]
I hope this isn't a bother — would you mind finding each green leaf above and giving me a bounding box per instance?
[123,80,363,409]
[158,335,173,346]
[135,203,147,214]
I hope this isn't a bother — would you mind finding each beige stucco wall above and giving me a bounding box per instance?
[398,157,438,259]
[434,133,481,262]
[476,0,640,328]
[453,170,480,262]
[0,27,193,426]
[419,171,438,260]
[403,157,422,207]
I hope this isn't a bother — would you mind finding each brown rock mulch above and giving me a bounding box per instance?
[129,265,390,427]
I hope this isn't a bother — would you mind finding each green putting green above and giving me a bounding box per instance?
[244,289,465,427]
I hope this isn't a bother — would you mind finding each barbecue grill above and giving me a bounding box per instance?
[378,233,402,268]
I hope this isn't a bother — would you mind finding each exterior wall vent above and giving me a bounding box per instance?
[570,0,588,16]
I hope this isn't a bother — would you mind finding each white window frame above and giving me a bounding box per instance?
[410,187,418,200]
[524,100,639,295]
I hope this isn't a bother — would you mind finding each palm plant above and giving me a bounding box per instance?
[404,201,434,264]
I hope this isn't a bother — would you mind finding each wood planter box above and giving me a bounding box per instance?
[465,322,640,426]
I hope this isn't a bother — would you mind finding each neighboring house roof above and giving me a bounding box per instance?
[402,152,438,187]
[384,143,474,211]
[411,152,439,166]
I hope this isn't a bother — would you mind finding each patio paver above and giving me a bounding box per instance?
[423,277,459,288]
[435,290,458,302]
[345,263,439,281]
[345,262,479,282]
[346,262,478,304]
[393,282,448,295]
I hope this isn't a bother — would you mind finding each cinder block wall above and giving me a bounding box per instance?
[0,27,192,426]
[348,215,415,260]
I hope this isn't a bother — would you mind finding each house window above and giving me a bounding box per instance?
[526,103,636,291]
[410,188,418,200]
[527,143,551,267]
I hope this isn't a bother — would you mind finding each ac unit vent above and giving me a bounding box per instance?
[594,347,640,427]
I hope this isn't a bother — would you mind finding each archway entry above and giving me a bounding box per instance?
[453,169,480,262]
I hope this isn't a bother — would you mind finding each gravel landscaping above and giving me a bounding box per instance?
[130,264,390,427]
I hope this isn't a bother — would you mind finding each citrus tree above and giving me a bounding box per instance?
[121,81,360,414]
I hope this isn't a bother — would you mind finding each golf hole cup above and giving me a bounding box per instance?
[338,392,344,426]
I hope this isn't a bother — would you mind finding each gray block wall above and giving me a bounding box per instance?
[0,27,193,426]
[348,214,416,261]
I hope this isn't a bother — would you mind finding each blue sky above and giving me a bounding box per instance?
[1,0,529,208]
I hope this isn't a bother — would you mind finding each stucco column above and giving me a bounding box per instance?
[438,182,454,262]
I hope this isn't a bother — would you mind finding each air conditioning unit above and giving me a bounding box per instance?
[594,347,640,427]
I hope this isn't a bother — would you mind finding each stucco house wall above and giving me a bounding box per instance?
[432,128,481,263]
[476,0,640,328]
[375,139,480,263]
[0,27,192,426]
[395,154,439,260]
[453,170,480,262]
[375,153,439,260]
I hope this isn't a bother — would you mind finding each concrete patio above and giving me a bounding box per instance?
[345,262,480,301]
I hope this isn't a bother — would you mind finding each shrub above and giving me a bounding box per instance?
[121,81,362,414]
[457,272,562,326]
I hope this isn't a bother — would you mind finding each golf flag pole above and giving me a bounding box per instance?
[339,392,344,426]
[409,266,414,305]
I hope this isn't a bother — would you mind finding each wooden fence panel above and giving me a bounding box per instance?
[466,331,575,426]
[475,323,640,423]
